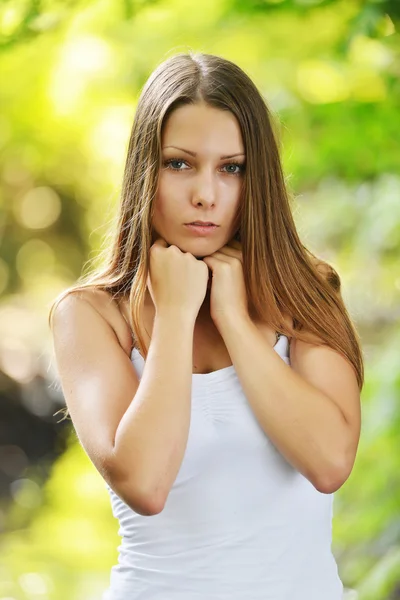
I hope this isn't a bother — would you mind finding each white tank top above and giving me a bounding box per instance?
[102,334,343,599]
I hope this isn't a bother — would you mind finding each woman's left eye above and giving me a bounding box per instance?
[223,163,245,175]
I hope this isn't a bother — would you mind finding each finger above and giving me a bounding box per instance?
[152,237,168,248]
[215,247,243,262]
[203,253,233,267]
[202,256,217,268]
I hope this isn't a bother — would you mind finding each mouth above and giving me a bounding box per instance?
[185,222,219,227]
[185,223,219,235]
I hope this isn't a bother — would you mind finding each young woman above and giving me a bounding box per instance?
[49,51,363,599]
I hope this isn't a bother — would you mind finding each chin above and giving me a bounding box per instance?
[180,243,217,260]
[163,236,221,259]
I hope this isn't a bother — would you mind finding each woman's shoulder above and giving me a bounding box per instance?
[68,287,134,357]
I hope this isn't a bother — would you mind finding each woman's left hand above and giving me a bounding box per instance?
[202,239,249,326]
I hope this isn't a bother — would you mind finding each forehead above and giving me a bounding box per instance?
[162,103,244,154]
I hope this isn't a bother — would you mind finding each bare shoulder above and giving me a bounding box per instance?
[309,255,341,293]
[55,287,133,358]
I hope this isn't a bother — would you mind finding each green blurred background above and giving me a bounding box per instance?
[0,0,399,599]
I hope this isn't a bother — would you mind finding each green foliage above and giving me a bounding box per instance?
[1,431,119,599]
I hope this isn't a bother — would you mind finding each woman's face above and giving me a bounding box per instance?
[152,102,245,258]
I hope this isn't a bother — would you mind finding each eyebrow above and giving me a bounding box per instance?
[162,146,245,160]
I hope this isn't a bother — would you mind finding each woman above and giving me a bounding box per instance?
[49,52,363,599]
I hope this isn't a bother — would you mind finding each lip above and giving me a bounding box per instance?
[185,221,218,226]
[185,224,219,236]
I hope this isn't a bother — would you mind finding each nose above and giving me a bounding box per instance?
[191,167,217,207]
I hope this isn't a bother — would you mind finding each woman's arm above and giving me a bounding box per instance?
[51,292,195,515]
[112,308,195,512]
[214,312,361,494]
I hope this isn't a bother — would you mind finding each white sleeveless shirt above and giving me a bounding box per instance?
[102,334,343,599]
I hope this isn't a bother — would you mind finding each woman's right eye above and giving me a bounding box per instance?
[163,159,188,171]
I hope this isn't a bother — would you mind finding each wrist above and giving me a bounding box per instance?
[213,309,251,330]
[155,307,196,326]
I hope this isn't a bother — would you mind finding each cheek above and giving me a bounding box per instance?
[220,179,242,209]
[152,180,180,229]
[155,175,180,213]
[153,178,169,216]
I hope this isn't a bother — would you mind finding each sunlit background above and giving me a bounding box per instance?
[0,1,399,599]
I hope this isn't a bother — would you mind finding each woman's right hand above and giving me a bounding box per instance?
[147,238,209,321]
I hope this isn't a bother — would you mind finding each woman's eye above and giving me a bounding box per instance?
[223,163,245,175]
[163,159,245,175]
[163,159,188,170]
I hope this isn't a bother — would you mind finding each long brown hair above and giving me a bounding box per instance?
[49,51,364,420]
